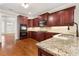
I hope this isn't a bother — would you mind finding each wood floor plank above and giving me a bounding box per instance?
[0,38,38,56]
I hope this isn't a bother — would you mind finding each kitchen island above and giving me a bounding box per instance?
[36,35,79,56]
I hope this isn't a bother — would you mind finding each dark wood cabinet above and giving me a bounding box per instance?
[39,13,49,27]
[44,32,58,40]
[31,32,36,39]
[28,31,45,42]
[18,6,75,27]
[47,12,60,26]
[31,6,75,27]
[27,19,33,27]
[47,6,75,26]
[38,48,53,56]
[33,18,39,27]
[58,6,75,26]
[39,12,49,21]
[44,32,53,39]
[27,31,32,38]
[35,32,45,41]
[27,31,58,42]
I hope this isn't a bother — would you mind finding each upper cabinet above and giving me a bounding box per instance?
[38,12,49,27]
[17,6,75,27]
[39,12,49,21]
[58,6,75,26]
[47,12,60,26]
[27,19,33,27]
[33,18,40,27]
[47,6,75,26]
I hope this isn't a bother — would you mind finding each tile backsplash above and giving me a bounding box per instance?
[28,26,76,35]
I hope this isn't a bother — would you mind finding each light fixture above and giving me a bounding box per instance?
[22,3,29,8]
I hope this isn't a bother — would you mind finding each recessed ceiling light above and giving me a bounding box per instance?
[22,3,29,8]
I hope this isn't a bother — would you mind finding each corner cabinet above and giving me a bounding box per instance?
[47,6,75,26]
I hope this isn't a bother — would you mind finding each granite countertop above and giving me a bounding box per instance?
[36,36,79,56]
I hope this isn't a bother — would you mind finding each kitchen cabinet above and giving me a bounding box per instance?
[35,32,45,41]
[39,12,49,21]
[32,13,49,27]
[27,19,33,27]
[58,6,75,26]
[31,32,36,39]
[47,12,60,26]
[27,31,32,38]
[33,18,39,27]
[27,31,44,41]
[38,48,53,56]
[44,32,57,39]
[47,6,75,26]
[18,6,75,27]
[39,12,49,27]
[27,31,58,42]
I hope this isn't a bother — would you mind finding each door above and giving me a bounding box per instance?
[1,16,16,48]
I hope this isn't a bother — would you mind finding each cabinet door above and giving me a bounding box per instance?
[58,7,75,26]
[35,32,45,42]
[27,31,32,38]
[44,32,53,39]
[33,18,39,27]
[47,12,60,26]
[27,19,33,27]
[39,13,49,27]
[39,12,49,21]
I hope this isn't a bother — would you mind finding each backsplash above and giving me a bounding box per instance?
[28,26,76,35]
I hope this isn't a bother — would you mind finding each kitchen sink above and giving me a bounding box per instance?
[58,34,74,38]
[53,34,75,40]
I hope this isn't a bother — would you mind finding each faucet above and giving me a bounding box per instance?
[74,22,79,37]
[68,22,79,37]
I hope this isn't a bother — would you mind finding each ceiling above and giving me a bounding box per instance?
[0,3,67,18]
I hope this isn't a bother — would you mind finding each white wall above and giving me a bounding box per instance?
[0,13,2,43]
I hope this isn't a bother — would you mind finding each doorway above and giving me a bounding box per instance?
[1,16,16,48]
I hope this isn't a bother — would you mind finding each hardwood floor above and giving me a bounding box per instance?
[0,38,38,56]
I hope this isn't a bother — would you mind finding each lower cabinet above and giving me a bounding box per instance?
[27,31,32,38]
[35,32,45,41]
[38,48,53,56]
[27,31,58,42]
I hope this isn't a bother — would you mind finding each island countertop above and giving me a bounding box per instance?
[36,36,79,56]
